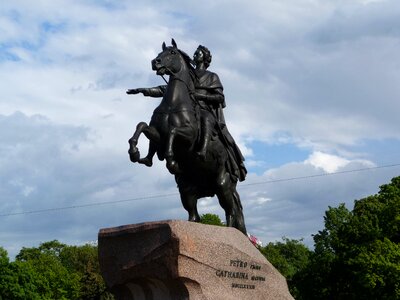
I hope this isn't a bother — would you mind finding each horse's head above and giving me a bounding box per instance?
[152,39,193,77]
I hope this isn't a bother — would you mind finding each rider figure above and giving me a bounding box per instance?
[191,45,247,182]
[192,45,225,159]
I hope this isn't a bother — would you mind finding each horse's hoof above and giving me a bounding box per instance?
[139,157,153,167]
[128,148,140,163]
[226,215,234,227]
[188,216,200,223]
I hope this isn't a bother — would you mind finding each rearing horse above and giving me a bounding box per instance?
[128,40,247,234]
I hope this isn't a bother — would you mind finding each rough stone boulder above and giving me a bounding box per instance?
[98,220,294,300]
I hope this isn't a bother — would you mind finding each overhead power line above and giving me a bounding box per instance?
[0,163,399,217]
[0,193,178,217]
[244,163,400,186]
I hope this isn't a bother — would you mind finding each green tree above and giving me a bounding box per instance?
[0,247,43,300]
[60,244,109,299]
[297,176,400,299]
[0,247,9,266]
[261,237,311,298]
[17,244,81,299]
[16,240,67,262]
[3,240,112,299]
[200,213,225,226]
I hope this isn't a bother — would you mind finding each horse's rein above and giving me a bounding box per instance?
[161,75,168,84]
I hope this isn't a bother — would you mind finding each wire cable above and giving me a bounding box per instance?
[243,163,400,186]
[1,163,399,217]
[0,193,178,217]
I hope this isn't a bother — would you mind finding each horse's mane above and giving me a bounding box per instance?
[177,49,198,84]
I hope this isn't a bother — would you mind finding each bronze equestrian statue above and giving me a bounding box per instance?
[127,39,247,234]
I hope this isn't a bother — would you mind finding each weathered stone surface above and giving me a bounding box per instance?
[98,220,294,300]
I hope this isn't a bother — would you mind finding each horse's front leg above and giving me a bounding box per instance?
[165,126,181,174]
[165,114,195,174]
[165,126,195,174]
[128,122,148,162]
[138,125,161,167]
[128,122,161,165]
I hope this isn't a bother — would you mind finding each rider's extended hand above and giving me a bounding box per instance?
[126,89,140,94]
[126,88,150,96]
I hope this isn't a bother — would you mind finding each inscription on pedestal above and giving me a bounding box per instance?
[215,259,266,290]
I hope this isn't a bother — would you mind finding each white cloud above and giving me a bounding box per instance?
[305,151,350,173]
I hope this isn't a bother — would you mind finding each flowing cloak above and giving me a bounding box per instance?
[195,69,247,182]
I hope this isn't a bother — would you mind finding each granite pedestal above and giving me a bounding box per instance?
[98,220,294,300]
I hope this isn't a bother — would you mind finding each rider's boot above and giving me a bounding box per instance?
[197,118,212,160]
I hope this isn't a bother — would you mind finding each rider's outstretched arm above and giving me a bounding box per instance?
[126,85,167,97]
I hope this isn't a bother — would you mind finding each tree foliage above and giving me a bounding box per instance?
[0,241,113,300]
[296,176,400,299]
[260,237,311,298]
[200,213,225,226]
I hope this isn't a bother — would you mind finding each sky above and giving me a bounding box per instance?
[1,0,400,258]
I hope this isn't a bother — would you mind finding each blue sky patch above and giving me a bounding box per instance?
[5,9,21,22]
[87,0,125,11]
[246,141,310,174]
[41,21,67,34]
[347,138,400,166]
[0,44,20,62]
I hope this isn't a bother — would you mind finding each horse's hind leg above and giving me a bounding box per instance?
[180,190,200,223]
[216,171,247,234]
[231,189,247,234]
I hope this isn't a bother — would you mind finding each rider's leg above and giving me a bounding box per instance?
[197,114,212,159]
